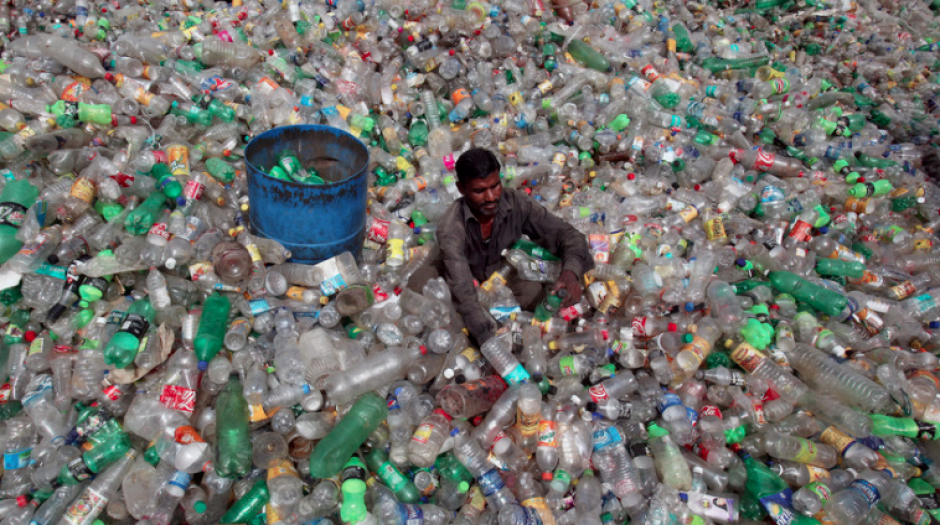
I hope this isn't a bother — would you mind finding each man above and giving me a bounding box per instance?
[435,148,594,346]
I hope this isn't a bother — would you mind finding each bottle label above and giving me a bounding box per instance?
[160,384,197,413]
[398,504,424,525]
[477,469,506,497]
[806,465,830,483]
[849,479,880,505]
[589,383,609,402]
[3,447,32,469]
[682,492,738,523]
[537,421,557,447]
[70,178,96,203]
[378,461,408,491]
[183,178,205,200]
[517,407,540,437]
[21,374,53,407]
[705,217,727,241]
[558,356,577,376]
[792,438,818,463]
[411,423,434,444]
[62,486,108,525]
[820,426,857,456]
[730,342,764,373]
[754,150,776,172]
[0,202,27,228]
[680,335,711,367]
[592,426,622,451]
[503,364,530,386]
[148,221,171,241]
[589,234,610,263]
[167,145,190,176]
[119,313,149,339]
[319,273,347,296]
[167,470,192,491]
[758,488,798,525]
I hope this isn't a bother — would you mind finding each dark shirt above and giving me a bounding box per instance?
[436,189,595,344]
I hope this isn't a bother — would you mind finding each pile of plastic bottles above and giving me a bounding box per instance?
[6,0,940,524]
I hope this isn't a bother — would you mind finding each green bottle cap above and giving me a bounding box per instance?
[194,501,207,514]
[647,423,669,438]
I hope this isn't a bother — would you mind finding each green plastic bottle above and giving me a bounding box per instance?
[216,375,252,479]
[567,40,612,72]
[732,443,821,525]
[511,239,560,261]
[194,293,231,368]
[871,415,940,440]
[0,179,39,263]
[206,157,236,184]
[219,477,269,524]
[124,192,167,235]
[767,271,848,317]
[340,457,369,523]
[815,259,866,279]
[409,119,429,147]
[102,297,155,368]
[57,431,132,486]
[699,56,770,73]
[308,391,388,478]
[365,447,421,503]
[435,452,474,485]
[847,180,893,198]
[151,163,184,202]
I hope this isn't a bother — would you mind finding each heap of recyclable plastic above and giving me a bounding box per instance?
[6,0,940,524]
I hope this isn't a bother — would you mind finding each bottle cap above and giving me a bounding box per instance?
[194,501,207,513]
[198,361,209,371]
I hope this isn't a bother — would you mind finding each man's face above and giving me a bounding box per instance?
[458,170,503,218]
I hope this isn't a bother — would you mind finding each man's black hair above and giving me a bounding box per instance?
[455,148,501,186]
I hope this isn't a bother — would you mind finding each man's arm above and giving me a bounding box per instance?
[517,191,595,280]
[438,220,498,345]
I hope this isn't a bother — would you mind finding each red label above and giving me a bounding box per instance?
[183,179,205,200]
[589,384,609,402]
[754,150,776,171]
[368,218,390,244]
[372,283,389,303]
[700,405,722,419]
[152,151,168,164]
[160,385,196,413]
[148,222,171,240]
[787,220,812,242]
[109,173,135,188]
[632,317,650,338]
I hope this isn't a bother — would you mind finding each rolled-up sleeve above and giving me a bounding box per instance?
[438,211,498,345]
[517,192,595,278]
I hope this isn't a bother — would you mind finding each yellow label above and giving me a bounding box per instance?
[516,407,540,437]
[806,465,831,483]
[705,217,727,241]
[286,286,311,301]
[28,337,44,356]
[246,243,263,263]
[134,87,154,105]
[677,205,698,223]
[69,177,96,204]
[481,271,507,292]
[459,346,481,363]
[819,426,855,457]
[387,238,404,263]
[248,403,279,423]
[730,342,764,373]
[680,335,711,366]
[791,437,818,463]
[267,459,299,480]
[412,423,433,444]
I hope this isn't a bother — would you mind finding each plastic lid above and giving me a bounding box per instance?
[194,501,207,513]
[682,333,693,343]
[647,423,669,438]
[930,321,940,329]
[24,331,36,343]
[198,361,208,371]
[458,481,469,493]
[684,302,695,312]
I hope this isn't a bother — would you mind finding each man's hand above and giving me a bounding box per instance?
[552,269,583,308]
